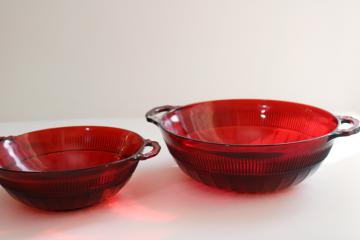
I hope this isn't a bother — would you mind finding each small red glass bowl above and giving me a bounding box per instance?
[146,99,360,193]
[0,126,160,211]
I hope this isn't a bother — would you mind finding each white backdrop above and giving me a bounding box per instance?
[1,0,359,122]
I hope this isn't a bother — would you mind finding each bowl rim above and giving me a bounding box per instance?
[158,98,341,147]
[0,125,146,175]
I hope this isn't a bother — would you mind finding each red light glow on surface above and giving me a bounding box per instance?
[40,229,98,240]
[105,196,176,222]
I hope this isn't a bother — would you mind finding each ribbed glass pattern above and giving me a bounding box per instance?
[0,126,143,210]
[159,99,338,192]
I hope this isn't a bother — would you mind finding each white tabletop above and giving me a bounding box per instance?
[0,118,359,240]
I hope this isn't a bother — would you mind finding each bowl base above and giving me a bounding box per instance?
[176,161,321,193]
[5,183,125,211]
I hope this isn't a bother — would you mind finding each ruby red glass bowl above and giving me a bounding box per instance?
[0,126,160,211]
[146,99,360,193]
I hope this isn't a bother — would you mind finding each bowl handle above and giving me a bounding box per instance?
[0,136,12,142]
[331,115,360,139]
[135,139,161,160]
[145,105,178,126]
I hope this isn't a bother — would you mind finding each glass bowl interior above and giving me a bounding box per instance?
[0,126,144,172]
[161,99,339,145]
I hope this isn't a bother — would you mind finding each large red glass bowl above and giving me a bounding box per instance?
[0,126,160,211]
[146,99,359,193]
